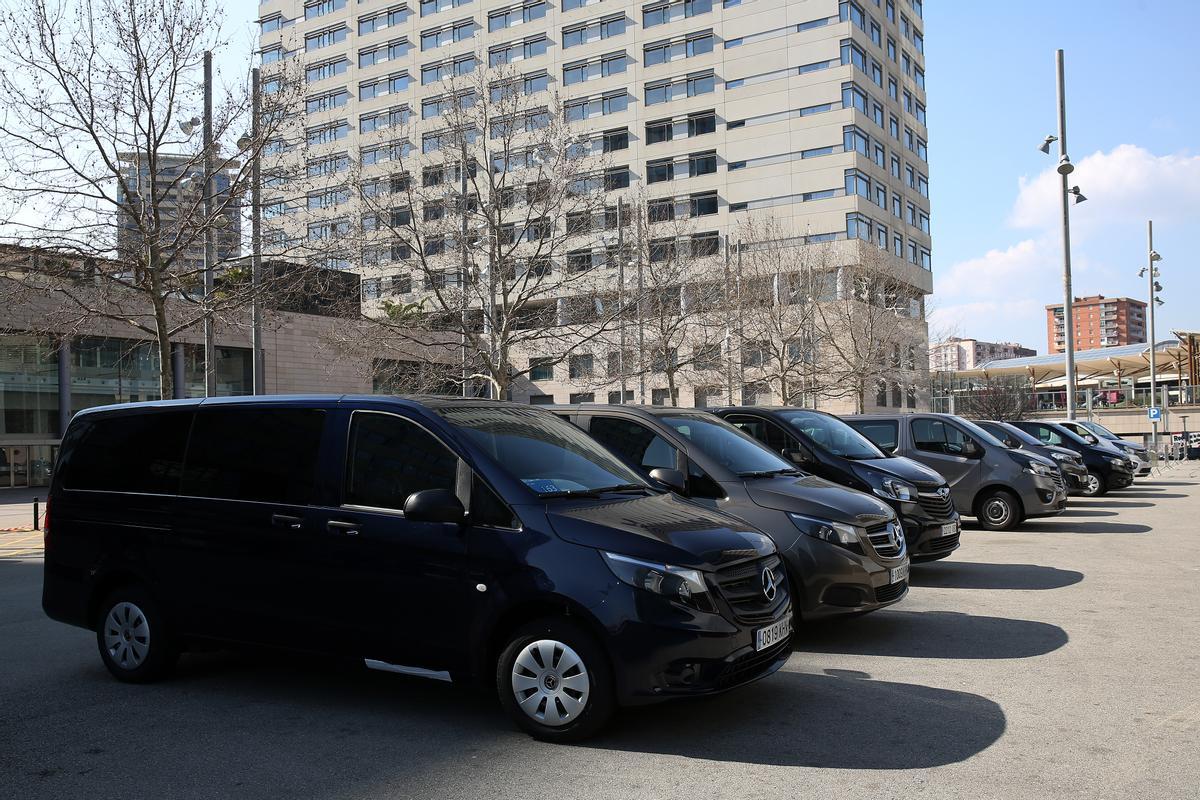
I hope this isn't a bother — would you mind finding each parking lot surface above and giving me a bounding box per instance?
[2,472,1199,799]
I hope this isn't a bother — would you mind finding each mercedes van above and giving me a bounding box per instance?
[43,396,792,742]
[549,405,911,620]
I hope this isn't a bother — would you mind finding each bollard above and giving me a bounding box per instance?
[34,498,40,531]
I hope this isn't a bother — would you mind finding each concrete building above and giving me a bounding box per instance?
[117,152,242,272]
[256,0,934,411]
[1045,295,1147,354]
[930,337,1036,372]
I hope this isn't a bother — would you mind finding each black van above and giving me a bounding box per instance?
[1010,419,1135,496]
[42,396,792,742]
[549,405,910,620]
[714,407,961,562]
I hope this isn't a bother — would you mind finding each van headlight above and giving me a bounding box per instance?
[873,478,916,502]
[1108,457,1127,469]
[788,513,863,550]
[601,552,714,610]
[1023,461,1054,476]
[1050,452,1070,462]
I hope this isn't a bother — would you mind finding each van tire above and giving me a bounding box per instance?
[496,619,615,742]
[95,586,178,684]
[976,489,1021,531]
[1081,469,1107,497]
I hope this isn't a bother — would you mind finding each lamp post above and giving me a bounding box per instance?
[1143,221,1164,451]
[236,68,265,395]
[201,50,216,397]
[603,202,629,403]
[1038,49,1084,419]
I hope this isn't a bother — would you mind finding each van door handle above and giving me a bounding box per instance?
[327,520,360,536]
[271,513,304,530]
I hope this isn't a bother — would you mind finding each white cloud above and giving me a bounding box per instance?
[932,145,1200,350]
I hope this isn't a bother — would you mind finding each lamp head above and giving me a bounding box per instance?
[179,117,201,136]
[1154,281,1163,293]
[1150,249,1162,262]
[236,133,253,151]
[1038,134,1058,154]
[1154,297,1164,307]
[1056,155,1075,176]
[1138,267,1147,278]
[1069,186,1086,203]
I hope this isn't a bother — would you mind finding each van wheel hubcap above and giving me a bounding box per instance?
[1084,475,1101,495]
[511,639,589,727]
[103,602,150,669]
[984,498,1011,526]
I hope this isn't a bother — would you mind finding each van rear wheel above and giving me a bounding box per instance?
[96,586,178,683]
[977,489,1021,531]
[1081,469,1107,497]
[496,619,614,742]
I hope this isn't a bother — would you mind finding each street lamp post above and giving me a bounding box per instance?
[1040,49,1082,419]
[249,68,264,394]
[1145,220,1163,451]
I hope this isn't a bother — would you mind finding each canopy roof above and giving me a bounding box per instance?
[959,340,1188,385]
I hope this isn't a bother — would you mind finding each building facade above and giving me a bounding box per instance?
[256,0,933,410]
[930,337,1036,372]
[1045,295,1147,354]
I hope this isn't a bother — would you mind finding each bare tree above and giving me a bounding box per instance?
[956,375,1033,421]
[0,0,302,397]
[813,243,928,413]
[314,61,628,399]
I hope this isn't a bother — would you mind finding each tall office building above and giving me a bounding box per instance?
[1045,295,1147,354]
[116,153,242,272]
[256,0,933,407]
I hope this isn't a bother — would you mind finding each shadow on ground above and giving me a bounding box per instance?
[1104,492,1187,500]
[910,561,1083,590]
[797,609,1067,660]
[1067,500,1153,509]
[1020,519,1151,534]
[594,668,1005,768]
[1057,509,1117,517]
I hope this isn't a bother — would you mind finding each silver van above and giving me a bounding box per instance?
[843,413,1067,531]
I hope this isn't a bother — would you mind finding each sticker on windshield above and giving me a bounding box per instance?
[523,478,562,494]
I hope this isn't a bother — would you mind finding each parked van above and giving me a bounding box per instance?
[1010,419,1135,495]
[1053,419,1151,477]
[714,406,961,562]
[548,405,910,620]
[42,396,793,742]
[973,419,1089,495]
[843,413,1066,530]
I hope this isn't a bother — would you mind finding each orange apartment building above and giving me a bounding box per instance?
[1045,295,1147,354]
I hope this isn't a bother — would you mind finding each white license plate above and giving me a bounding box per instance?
[940,523,957,537]
[889,563,910,584]
[755,615,791,651]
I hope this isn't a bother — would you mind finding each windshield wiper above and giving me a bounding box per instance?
[540,484,653,498]
[737,468,802,478]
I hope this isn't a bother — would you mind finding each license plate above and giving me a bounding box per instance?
[940,523,957,537]
[889,563,909,584]
[755,615,791,651]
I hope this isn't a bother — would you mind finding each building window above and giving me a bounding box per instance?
[529,358,554,381]
[568,354,594,379]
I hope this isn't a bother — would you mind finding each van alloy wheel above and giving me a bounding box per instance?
[1082,472,1102,496]
[510,639,590,727]
[103,601,151,670]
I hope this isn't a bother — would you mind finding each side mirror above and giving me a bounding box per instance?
[961,440,982,458]
[648,467,687,493]
[404,489,466,525]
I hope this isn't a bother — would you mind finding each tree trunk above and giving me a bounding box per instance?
[152,296,173,401]
[666,368,678,406]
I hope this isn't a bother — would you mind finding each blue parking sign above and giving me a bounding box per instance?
[1148,406,1162,422]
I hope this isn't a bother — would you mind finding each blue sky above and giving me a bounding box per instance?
[222,1,1199,353]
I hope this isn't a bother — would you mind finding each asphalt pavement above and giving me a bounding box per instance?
[2,471,1198,799]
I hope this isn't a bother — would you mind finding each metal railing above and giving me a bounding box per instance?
[932,385,1199,414]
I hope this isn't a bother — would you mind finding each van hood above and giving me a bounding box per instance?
[848,455,946,489]
[545,492,775,572]
[742,474,894,527]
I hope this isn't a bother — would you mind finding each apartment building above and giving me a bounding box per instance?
[929,337,1036,372]
[1045,295,1147,354]
[256,0,933,409]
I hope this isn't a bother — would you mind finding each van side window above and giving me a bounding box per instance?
[911,418,973,455]
[58,411,192,494]
[1030,425,1063,446]
[345,413,458,510]
[588,416,678,471]
[849,420,898,453]
[686,460,726,499]
[182,408,324,504]
[725,415,791,453]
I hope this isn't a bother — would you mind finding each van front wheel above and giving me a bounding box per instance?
[977,489,1021,531]
[95,586,178,684]
[496,619,615,742]
[1081,469,1107,497]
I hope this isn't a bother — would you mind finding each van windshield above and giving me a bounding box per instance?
[1076,420,1118,441]
[439,406,646,496]
[778,410,885,459]
[659,414,798,477]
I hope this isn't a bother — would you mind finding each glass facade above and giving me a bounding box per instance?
[0,332,251,486]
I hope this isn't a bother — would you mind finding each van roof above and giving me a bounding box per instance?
[72,393,531,418]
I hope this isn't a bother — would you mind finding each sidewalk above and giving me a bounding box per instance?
[0,488,47,532]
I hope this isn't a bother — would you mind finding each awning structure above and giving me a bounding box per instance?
[955,339,1190,388]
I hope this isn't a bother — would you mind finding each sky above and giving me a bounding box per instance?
[220,1,1199,354]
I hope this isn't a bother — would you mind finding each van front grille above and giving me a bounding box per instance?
[875,580,908,603]
[926,532,960,553]
[715,636,791,689]
[712,555,788,624]
[917,491,955,520]
[866,522,903,557]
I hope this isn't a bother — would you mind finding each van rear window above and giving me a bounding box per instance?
[58,411,192,494]
[181,408,325,504]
